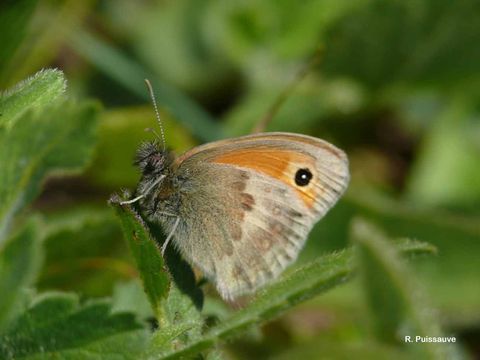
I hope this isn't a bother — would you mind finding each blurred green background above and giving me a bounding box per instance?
[1,0,479,358]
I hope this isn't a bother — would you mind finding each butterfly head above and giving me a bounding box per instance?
[134,141,172,178]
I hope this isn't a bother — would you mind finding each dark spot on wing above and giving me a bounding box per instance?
[232,181,246,192]
[240,193,255,211]
[270,221,284,236]
[288,209,304,218]
[250,227,273,251]
[231,225,242,242]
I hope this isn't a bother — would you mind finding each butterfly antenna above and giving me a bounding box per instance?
[145,79,166,151]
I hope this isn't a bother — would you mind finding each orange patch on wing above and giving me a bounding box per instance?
[212,148,318,209]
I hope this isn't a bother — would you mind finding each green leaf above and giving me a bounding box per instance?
[0,218,42,332]
[109,197,171,320]
[111,280,154,321]
[0,94,99,242]
[156,240,435,359]
[110,198,205,355]
[203,349,227,360]
[38,206,130,297]
[69,29,222,142]
[0,0,39,86]
[111,198,207,358]
[0,68,66,128]
[148,285,204,355]
[148,224,205,354]
[0,292,149,360]
[352,218,461,360]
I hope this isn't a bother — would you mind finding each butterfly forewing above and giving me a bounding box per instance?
[170,132,349,299]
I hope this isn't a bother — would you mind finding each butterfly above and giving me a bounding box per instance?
[122,81,350,300]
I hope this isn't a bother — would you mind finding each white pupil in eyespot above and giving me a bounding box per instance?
[295,168,312,186]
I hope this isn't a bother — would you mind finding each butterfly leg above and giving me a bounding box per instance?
[161,216,180,256]
[120,175,165,205]
[119,194,145,205]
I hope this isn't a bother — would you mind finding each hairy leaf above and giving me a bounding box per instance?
[111,280,154,321]
[0,218,42,332]
[111,198,205,355]
[0,68,65,128]
[0,90,98,242]
[0,292,148,360]
[38,206,129,297]
[110,198,171,320]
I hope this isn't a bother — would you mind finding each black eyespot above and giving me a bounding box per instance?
[295,168,313,186]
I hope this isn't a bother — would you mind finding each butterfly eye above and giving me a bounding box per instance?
[144,161,155,173]
[295,168,313,186]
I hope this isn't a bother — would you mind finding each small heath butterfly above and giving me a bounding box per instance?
[122,80,350,300]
